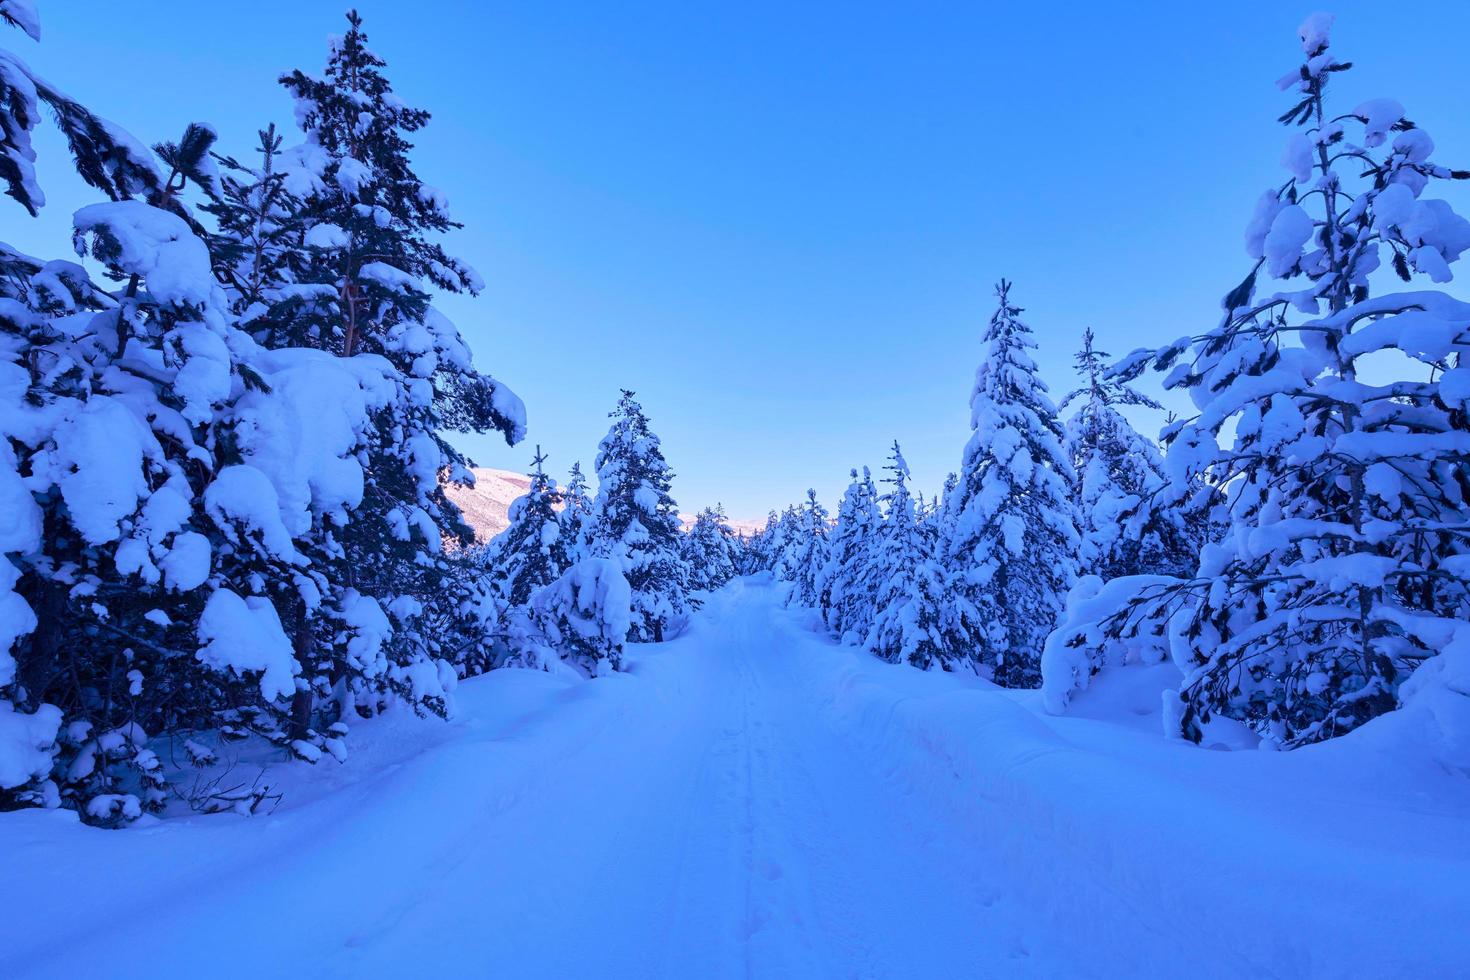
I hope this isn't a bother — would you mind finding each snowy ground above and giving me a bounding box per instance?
[4,576,1469,978]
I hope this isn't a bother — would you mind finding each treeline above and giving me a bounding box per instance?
[752,15,1470,753]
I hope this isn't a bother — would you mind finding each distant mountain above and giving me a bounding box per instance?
[681,514,769,538]
[443,468,534,543]
[444,467,765,544]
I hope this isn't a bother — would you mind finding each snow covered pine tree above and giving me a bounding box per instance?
[591,391,690,642]
[1062,327,1196,581]
[262,10,525,723]
[558,461,595,565]
[944,281,1078,686]
[865,443,962,670]
[683,505,739,593]
[818,467,882,643]
[1055,14,1470,748]
[489,448,566,608]
[1,4,528,820]
[0,4,321,819]
[785,489,829,609]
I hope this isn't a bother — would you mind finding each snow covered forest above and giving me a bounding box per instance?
[3,3,1470,976]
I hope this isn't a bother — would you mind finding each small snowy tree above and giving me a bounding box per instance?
[590,390,690,642]
[204,123,310,328]
[558,461,595,564]
[684,505,738,593]
[1062,328,1196,581]
[522,558,632,674]
[944,281,1079,686]
[1097,15,1470,746]
[489,448,565,607]
[865,443,963,670]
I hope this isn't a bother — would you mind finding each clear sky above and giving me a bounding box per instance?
[8,2,1470,519]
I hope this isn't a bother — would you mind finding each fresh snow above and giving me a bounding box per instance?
[3,577,1466,978]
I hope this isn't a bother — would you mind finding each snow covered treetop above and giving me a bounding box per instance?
[1116,15,1470,405]
[1296,12,1334,60]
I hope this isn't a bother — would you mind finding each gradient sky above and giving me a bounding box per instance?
[7,1,1470,519]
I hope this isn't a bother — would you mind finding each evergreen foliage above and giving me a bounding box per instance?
[590,391,690,643]
[943,281,1078,686]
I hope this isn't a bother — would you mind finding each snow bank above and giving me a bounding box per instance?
[764,585,1470,977]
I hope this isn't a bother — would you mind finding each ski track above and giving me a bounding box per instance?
[5,576,1468,978]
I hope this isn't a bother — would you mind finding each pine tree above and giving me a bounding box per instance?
[1,5,534,822]
[591,390,690,643]
[786,490,830,608]
[865,443,962,670]
[558,461,595,564]
[1062,328,1195,581]
[944,281,1079,687]
[0,5,330,817]
[489,448,565,608]
[820,467,881,642]
[1099,15,1470,746]
[265,11,525,723]
[684,505,738,592]
[772,504,802,581]
[750,511,782,573]
[523,558,632,674]
[204,124,310,329]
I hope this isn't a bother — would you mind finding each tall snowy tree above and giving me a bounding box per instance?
[2,7,359,817]
[1095,14,1470,746]
[591,391,690,643]
[772,504,803,581]
[262,11,525,724]
[785,490,830,609]
[865,443,963,670]
[1062,328,1196,581]
[819,467,881,642]
[944,281,1079,686]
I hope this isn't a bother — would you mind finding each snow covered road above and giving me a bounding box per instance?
[5,576,1470,978]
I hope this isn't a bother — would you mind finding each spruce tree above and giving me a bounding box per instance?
[866,443,962,670]
[751,511,782,573]
[820,467,881,642]
[786,490,830,608]
[1062,328,1195,581]
[204,124,309,328]
[489,448,565,607]
[772,504,802,581]
[266,11,525,722]
[945,281,1078,686]
[558,461,594,564]
[1099,15,1470,745]
[591,390,690,642]
[684,505,738,592]
[1,6,321,816]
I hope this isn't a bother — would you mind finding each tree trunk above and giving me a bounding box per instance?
[288,596,314,740]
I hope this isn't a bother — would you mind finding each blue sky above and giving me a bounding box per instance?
[8,1,1470,518]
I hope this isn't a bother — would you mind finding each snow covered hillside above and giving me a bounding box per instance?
[442,467,536,542]
[3,577,1465,979]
